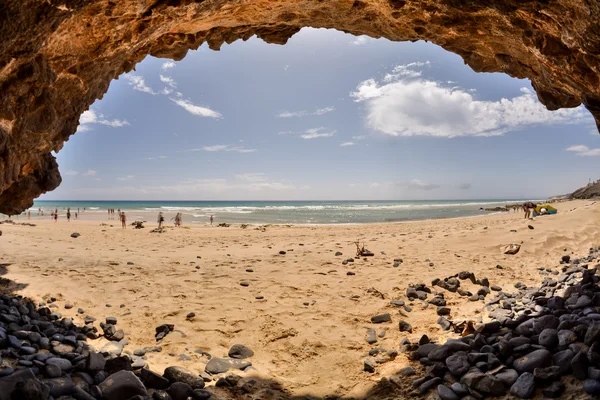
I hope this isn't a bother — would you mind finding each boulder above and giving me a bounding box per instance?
[98,371,148,400]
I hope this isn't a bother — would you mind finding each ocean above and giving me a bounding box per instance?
[24,199,544,225]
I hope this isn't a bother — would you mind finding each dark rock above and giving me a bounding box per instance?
[167,382,193,400]
[191,389,213,399]
[510,372,535,398]
[419,377,442,393]
[163,366,205,389]
[538,328,558,348]
[363,360,375,373]
[398,321,412,333]
[437,307,451,316]
[365,329,377,344]
[44,364,62,378]
[140,368,169,390]
[460,369,505,396]
[584,379,600,396]
[437,317,452,331]
[553,349,575,374]
[205,357,251,374]
[43,376,75,397]
[571,351,588,380]
[542,381,564,398]
[104,356,132,375]
[398,366,415,376]
[437,384,459,400]
[446,353,470,376]
[86,352,105,373]
[513,349,552,373]
[228,344,254,359]
[12,378,51,400]
[98,370,147,400]
[371,313,391,324]
[46,358,72,372]
[533,366,560,381]
[495,369,518,386]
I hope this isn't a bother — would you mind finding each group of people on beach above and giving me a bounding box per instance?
[50,207,78,222]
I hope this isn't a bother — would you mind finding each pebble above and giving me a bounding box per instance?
[437,384,459,400]
[239,281,249,287]
[398,321,412,333]
[370,313,391,324]
[510,372,534,398]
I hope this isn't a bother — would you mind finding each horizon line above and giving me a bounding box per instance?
[35,198,548,202]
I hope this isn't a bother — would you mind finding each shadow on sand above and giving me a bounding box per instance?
[0,263,29,296]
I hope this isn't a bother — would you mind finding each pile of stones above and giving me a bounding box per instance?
[398,246,600,399]
[0,294,258,399]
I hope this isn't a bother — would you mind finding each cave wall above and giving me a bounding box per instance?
[1,0,600,214]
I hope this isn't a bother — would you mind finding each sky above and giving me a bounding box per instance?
[42,28,600,201]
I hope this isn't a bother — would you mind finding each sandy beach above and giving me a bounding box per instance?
[1,199,599,398]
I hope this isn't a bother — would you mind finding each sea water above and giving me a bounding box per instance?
[25,200,543,225]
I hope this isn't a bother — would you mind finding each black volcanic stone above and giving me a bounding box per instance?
[510,372,534,398]
[513,349,552,373]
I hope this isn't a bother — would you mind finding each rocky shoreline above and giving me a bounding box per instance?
[374,246,600,399]
[0,294,264,399]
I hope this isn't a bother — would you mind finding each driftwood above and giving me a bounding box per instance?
[354,241,375,257]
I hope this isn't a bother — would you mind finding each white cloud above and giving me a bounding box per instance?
[170,98,222,119]
[161,61,176,70]
[340,142,355,147]
[383,61,430,82]
[235,173,268,182]
[350,36,370,46]
[351,62,590,138]
[78,110,129,132]
[63,170,79,176]
[301,127,336,140]
[160,75,177,89]
[82,170,97,177]
[124,74,157,95]
[120,174,296,196]
[566,145,600,156]
[398,179,440,191]
[278,106,335,118]
[158,155,168,159]
[117,175,135,181]
[277,130,294,135]
[352,135,367,141]
[188,144,256,153]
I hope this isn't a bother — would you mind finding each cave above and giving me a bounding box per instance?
[1,0,600,214]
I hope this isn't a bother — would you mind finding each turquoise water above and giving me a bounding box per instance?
[23,200,543,225]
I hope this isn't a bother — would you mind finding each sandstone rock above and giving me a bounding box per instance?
[503,244,521,255]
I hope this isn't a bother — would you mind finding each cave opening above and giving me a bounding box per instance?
[26,27,597,224]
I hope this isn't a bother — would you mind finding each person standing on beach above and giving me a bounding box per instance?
[523,202,536,219]
[27,211,30,220]
[120,212,127,229]
[158,212,165,228]
[53,211,58,223]
[67,208,71,222]
[210,215,214,226]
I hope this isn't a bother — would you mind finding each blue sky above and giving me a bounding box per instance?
[42,28,600,201]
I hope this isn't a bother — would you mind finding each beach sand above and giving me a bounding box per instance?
[1,199,599,398]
